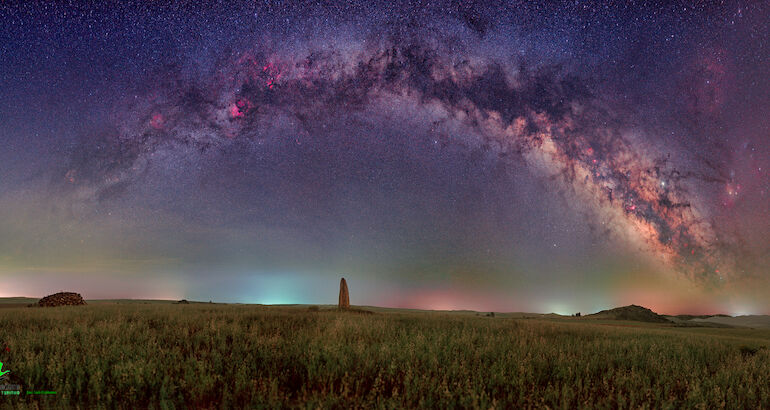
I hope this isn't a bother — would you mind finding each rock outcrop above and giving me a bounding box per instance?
[587,305,671,323]
[338,278,350,309]
[37,292,87,307]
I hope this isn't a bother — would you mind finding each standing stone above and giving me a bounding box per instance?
[338,278,350,309]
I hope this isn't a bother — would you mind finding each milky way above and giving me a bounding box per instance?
[66,34,745,285]
[2,1,768,312]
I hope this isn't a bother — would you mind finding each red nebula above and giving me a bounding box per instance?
[229,104,244,118]
[229,98,254,118]
[231,55,283,90]
[260,61,281,89]
[150,113,165,129]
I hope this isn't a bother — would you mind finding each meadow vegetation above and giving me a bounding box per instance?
[0,304,768,408]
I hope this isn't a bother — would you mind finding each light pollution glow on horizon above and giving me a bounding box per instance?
[0,267,766,316]
[0,1,768,315]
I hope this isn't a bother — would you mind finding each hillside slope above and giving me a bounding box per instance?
[588,305,672,323]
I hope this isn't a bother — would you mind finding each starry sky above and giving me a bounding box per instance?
[1,1,768,315]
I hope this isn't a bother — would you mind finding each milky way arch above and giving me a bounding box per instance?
[66,35,736,284]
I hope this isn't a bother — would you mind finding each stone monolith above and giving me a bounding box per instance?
[338,278,350,309]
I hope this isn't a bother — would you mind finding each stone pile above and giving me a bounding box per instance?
[37,292,87,307]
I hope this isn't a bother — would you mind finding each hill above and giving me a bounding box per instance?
[0,297,39,304]
[692,315,770,329]
[671,314,730,321]
[0,297,38,308]
[588,305,672,323]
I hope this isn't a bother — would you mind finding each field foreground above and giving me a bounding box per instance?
[1,304,769,408]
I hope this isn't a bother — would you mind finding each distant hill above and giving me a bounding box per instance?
[0,297,38,304]
[691,315,770,329]
[0,297,38,308]
[588,305,672,323]
[671,314,730,321]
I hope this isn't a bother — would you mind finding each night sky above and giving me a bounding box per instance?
[1,1,768,315]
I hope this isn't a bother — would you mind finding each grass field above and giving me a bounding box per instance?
[0,304,768,408]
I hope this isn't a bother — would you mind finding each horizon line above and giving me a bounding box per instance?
[1,296,758,317]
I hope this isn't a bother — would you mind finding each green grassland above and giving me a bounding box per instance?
[0,304,768,408]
